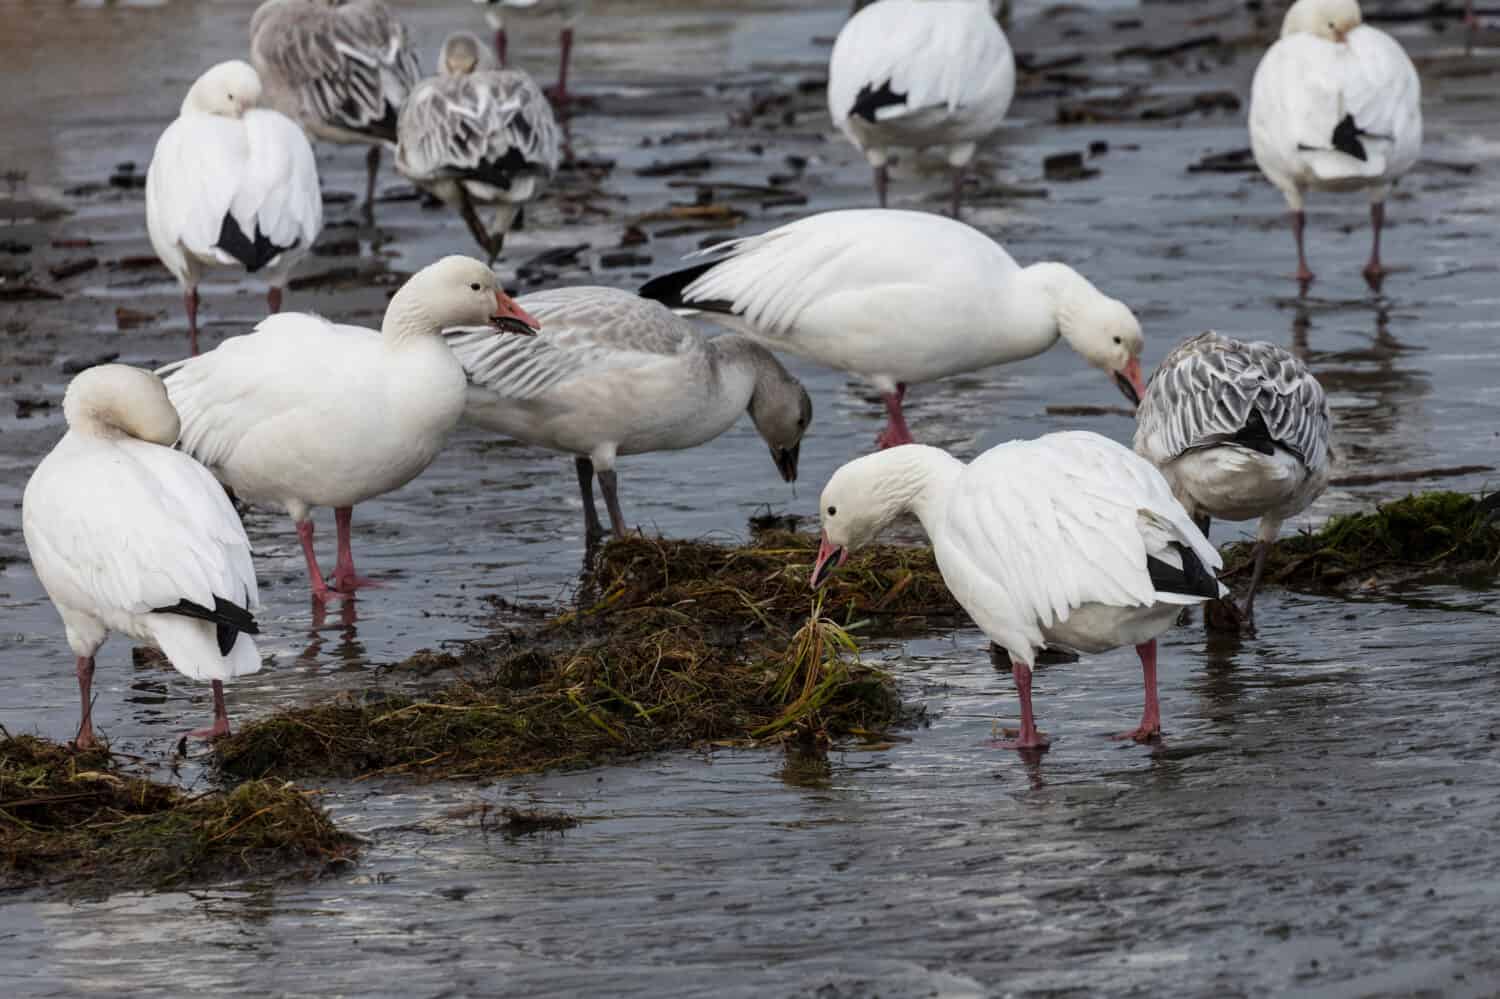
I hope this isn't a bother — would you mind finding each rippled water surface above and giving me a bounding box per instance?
[2,1,1499,995]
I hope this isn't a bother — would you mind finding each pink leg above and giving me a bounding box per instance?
[332,506,382,592]
[187,679,231,740]
[298,518,340,603]
[546,27,574,103]
[1362,202,1386,293]
[1467,1,1478,55]
[495,27,508,67]
[989,661,1051,751]
[875,383,915,449]
[74,655,97,749]
[185,287,201,356]
[1291,210,1314,288]
[874,165,888,208]
[1113,640,1163,742]
[267,286,283,314]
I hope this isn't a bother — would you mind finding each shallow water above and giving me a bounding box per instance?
[3,1,1500,995]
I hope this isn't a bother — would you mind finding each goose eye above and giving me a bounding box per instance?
[470,282,481,291]
[827,505,837,516]
[1112,336,1122,345]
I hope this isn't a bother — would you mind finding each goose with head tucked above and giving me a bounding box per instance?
[158,256,541,603]
[146,60,322,356]
[251,0,421,212]
[23,365,261,747]
[639,209,1146,451]
[451,286,812,543]
[396,31,560,263]
[1248,0,1422,291]
[828,0,1015,217]
[812,431,1223,751]
[1133,332,1332,628]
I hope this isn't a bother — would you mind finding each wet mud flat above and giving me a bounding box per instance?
[3,0,1500,996]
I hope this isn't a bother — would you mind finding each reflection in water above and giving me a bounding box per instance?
[300,598,364,667]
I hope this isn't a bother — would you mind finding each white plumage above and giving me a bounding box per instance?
[1134,331,1332,627]
[251,0,422,210]
[1248,0,1422,288]
[146,60,322,356]
[157,256,542,603]
[397,32,560,263]
[828,0,1015,215]
[451,286,812,541]
[640,209,1147,450]
[813,432,1223,750]
[22,365,261,746]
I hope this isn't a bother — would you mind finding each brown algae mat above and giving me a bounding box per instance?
[0,731,357,892]
[1222,491,1500,591]
[215,531,955,783]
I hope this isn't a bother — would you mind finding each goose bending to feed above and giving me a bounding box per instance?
[22,366,261,746]
[1248,0,1421,291]
[1134,332,1331,628]
[639,209,1146,450]
[451,286,813,543]
[397,32,560,263]
[475,0,585,101]
[146,60,322,357]
[828,0,1015,217]
[159,257,541,603]
[812,432,1223,750]
[251,0,421,212]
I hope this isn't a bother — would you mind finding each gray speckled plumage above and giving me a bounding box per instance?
[250,0,420,145]
[395,68,559,191]
[1134,331,1330,475]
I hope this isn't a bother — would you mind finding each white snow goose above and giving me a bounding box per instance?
[250,0,421,212]
[639,209,1147,450]
[450,286,812,543]
[1248,0,1422,291]
[158,256,541,603]
[828,0,1015,217]
[396,32,560,263]
[22,365,261,746]
[812,431,1223,751]
[146,60,322,357]
[474,0,586,101]
[1133,331,1332,627]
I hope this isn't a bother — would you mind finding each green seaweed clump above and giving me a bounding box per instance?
[1222,491,1500,590]
[0,730,357,892]
[216,599,905,783]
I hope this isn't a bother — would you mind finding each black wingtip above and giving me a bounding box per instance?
[849,81,906,123]
[154,596,259,656]
[1147,543,1221,600]
[1331,113,1369,162]
[217,215,296,273]
[638,260,736,313]
[1228,409,1278,457]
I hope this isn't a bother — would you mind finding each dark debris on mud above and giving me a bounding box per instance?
[0,730,357,893]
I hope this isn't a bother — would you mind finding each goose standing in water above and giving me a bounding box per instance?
[640,210,1146,451]
[451,286,812,543]
[23,366,261,746]
[1134,332,1332,628]
[812,432,1223,750]
[1248,0,1421,290]
[397,32,560,263]
[146,60,322,356]
[828,0,1015,217]
[159,257,541,603]
[251,0,421,213]
[475,0,586,102]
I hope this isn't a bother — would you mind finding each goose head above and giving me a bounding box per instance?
[747,358,814,483]
[1049,267,1147,407]
[386,256,541,340]
[63,364,180,445]
[182,60,263,118]
[810,450,916,587]
[440,31,493,76]
[1282,0,1362,43]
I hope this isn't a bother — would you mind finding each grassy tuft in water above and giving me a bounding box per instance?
[0,730,357,891]
[1222,491,1500,589]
